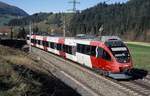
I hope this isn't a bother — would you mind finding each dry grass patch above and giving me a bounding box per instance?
[0,62,12,76]
[3,55,34,66]
[0,45,35,67]
[0,45,22,56]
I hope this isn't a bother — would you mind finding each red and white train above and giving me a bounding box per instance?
[27,34,133,79]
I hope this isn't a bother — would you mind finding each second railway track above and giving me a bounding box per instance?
[32,47,150,96]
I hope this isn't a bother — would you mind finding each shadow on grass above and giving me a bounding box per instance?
[0,39,26,49]
[0,79,13,91]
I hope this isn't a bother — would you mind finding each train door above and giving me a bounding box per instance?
[72,46,77,61]
[76,44,92,68]
[102,50,112,71]
[95,47,104,69]
[89,46,98,69]
[83,45,92,68]
[58,38,65,57]
[94,47,107,70]
[43,37,48,51]
[76,44,84,64]
[96,47,112,71]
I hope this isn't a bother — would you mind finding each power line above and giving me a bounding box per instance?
[68,0,80,13]
[104,0,111,3]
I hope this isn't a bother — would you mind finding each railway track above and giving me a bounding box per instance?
[96,72,150,96]
[32,47,150,96]
[119,81,150,96]
[29,49,100,96]
[32,53,102,96]
[146,75,150,80]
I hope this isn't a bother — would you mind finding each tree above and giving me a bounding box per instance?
[69,0,150,41]
[17,27,26,39]
[33,26,39,34]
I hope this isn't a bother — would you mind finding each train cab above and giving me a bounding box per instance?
[105,40,132,70]
[98,36,133,79]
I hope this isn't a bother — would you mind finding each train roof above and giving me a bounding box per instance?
[28,34,122,43]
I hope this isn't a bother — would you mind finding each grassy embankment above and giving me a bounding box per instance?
[0,45,46,96]
[127,43,150,71]
[0,45,80,96]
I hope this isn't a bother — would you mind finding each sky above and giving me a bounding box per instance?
[0,0,128,15]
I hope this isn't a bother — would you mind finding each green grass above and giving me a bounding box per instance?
[127,44,150,71]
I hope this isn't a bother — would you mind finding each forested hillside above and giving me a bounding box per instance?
[0,1,28,16]
[7,0,150,41]
[0,15,16,26]
[8,13,50,26]
[69,0,150,41]
[0,1,28,26]
[8,12,73,36]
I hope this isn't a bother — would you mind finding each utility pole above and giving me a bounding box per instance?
[29,22,32,53]
[63,14,66,37]
[68,0,80,13]
[99,25,104,36]
[10,27,13,39]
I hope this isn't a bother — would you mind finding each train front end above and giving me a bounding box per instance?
[103,37,133,79]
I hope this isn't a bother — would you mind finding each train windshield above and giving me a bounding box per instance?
[105,41,130,63]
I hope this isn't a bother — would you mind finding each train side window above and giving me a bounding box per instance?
[31,39,33,43]
[27,37,29,40]
[50,42,54,49]
[31,39,34,43]
[68,46,72,54]
[45,41,48,47]
[43,41,45,46]
[102,50,111,61]
[54,43,57,49]
[77,44,81,53]
[62,45,73,54]
[61,44,63,51]
[42,41,44,46]
[65,45,68,53]
[32,39,34,43]
[34,39,36,44]
[67,45,69,53]
[91,46,96,56]
[77,44,91,55]
[42,41,47,46]
[62,45,65,52]
[63,45,67,52]
[57,44,62,50]
[35,40,38,44]
[84,45,91,55]
[77,44,84,53]
[64,45,67,53]
[81,45,85,54]
[38,40,41,45]
[34,39,36,43]
[96,47,103,58]
[66,45,68,52]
